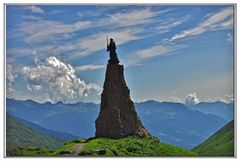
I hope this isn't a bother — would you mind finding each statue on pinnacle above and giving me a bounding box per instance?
[95,38,150,139]
[107,38,119,64]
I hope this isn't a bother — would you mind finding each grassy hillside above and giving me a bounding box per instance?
[6,114,64,153]
[52,136,197,156]
[192,120,234,156]
[6,144,53,156]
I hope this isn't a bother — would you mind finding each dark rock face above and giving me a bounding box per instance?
[95,64,150,138]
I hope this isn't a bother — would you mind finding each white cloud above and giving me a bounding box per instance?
[135,45,174,59]
[12,13,146,60]
[205,94,234,103]
[6,47,51,64]
[8,27,143,65]
[167,96,183,103]
[17,8,163,44]
[170,7,233,41]
[78,29,141,55]
[185,92,199,105]
[103,8,160,28]
[21,15,43,20]
[222,95,234,103]
[157,16,189,34]
[23,5,44,14]
[55,28,143,59]
[6,64,17,92]
[76,64,105,72]
[226,33,233,44]
[9,8,173,63]
[21,56,102,103]
[7,48,32,58]
[77,10,101,18]
[135,98,147,103]
[19,20,91,43]
[125,44,188,65]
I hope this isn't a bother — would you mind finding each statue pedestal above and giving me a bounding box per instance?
[95,64,150,138]
[108,53,119,64]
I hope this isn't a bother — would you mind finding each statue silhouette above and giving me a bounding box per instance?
[107,38,119,64]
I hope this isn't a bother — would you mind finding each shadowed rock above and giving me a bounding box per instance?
[95,64,150,138]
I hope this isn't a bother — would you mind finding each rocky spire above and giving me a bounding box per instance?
[95,64,150,138]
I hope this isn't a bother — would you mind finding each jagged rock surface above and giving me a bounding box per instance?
[95,64,150,138]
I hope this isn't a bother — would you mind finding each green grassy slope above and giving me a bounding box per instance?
[192,120,234,156]
[6,144,53,156]
[6,114,64,152]
[52,136,197,156]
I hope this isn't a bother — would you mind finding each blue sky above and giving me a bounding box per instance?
[6,5,234,104]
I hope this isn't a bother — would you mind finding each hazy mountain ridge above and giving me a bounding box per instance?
[135,100,228,149]
[6,98,232,149]
[185,101,234,122]
[17,117,78,141]
[6,98,99,138]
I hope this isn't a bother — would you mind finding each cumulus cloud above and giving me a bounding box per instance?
[6,64,17,92]
[185,92,199,105]
[22,56,102,103]
[222,95,234,103]
[170,7,233,41]
[23,5,44,14]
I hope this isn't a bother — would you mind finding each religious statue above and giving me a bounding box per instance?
[107,38,119,64]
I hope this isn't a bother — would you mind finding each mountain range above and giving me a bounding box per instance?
[186,101,233,122]
[6,98,233,149]
[135,101,230,149]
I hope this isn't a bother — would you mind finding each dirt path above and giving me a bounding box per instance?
[71,143,86,155]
